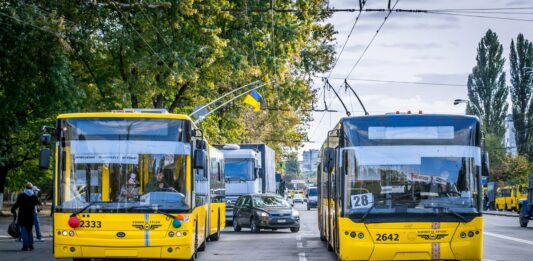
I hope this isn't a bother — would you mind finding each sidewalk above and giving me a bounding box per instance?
[0,213,53,240]
[483,209,519,217]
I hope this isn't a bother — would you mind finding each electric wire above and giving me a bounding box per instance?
[345,0,400,79]
[426,11,533,22]
[244,0,259,67]
[325,0,368,79]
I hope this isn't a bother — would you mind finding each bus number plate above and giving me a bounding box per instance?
[376,233,399,241]
[80,220,102,228]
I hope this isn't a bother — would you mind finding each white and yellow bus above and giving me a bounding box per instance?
[39,109,223,261]
[317,114,487,261]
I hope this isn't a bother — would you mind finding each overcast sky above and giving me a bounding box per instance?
[300,0,533,153]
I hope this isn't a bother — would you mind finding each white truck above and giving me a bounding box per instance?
[216,144,276,222]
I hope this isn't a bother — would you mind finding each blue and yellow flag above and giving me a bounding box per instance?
[243,90,262,111]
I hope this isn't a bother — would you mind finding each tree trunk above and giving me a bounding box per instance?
[0,167,7,212]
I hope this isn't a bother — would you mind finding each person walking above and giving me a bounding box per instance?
[32,185,43,242]
[11,182,41,251]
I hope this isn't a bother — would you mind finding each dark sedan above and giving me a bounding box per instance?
[233,194,300,233]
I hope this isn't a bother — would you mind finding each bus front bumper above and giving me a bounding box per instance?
[54,244,193,260]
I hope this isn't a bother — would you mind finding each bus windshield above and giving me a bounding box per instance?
[56,118,192,213]
[224,159,254,180]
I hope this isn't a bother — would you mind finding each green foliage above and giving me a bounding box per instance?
[509,34,533,158]
[491,154,531,185]
[0,1,78,193]
[0,1,334,192]
[467,29,508,139]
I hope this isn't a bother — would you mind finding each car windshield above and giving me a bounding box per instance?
[309,189,317,197]
[56,118,192,212]
[253,196,290,207]
[225,159,254,180]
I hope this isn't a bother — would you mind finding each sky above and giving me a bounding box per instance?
[300,0,533,153]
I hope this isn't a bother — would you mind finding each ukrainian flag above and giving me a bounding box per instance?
[243,90,262,111]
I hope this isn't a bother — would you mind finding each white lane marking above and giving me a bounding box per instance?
[297,242,303,248]
[485,232,533,245]
[296,235,301,241]
[298,252,307,261]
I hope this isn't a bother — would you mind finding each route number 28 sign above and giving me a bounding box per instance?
[351,193,374,209]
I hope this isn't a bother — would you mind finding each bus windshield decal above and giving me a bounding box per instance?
[71,140,191,155]
[342,145,481,166]
[368,126,454,140]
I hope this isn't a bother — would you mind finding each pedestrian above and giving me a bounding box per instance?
[32,185,43,242]
[11,182,41,251]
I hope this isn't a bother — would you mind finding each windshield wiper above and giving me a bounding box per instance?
[126,205,177,220]
[431,206,468,222]
[70,201,106,217]
[359,205,376,222]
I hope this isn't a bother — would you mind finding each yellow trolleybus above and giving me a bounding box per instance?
[39,109,222,260]
[208,145,226,240]
[317,114,488,261]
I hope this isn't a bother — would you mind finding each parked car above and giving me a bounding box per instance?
[233,194,300,233]
[292,194,304,204]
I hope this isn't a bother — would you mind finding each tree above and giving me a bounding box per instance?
[509,34,533,157]
[467,29,509,139]
[0,0,335,201]
[0,2,77,209]
[491,154,531,185]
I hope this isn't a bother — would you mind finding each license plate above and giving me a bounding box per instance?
[277,219,286,223]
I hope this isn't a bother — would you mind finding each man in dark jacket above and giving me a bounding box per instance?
[11,183,41,251]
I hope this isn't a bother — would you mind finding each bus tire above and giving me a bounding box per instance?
[327,242,334,252]
[210,216,221,241]
[198,220,207,252]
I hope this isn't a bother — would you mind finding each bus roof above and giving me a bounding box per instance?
[57,112,192,121]
[340,114,479,124]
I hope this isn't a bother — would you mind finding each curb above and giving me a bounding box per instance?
[482,211,519,217]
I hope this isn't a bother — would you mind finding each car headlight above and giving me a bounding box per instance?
[259,211,269,217]
[292,210,299,217]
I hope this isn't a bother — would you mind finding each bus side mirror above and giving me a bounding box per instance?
[254,168,260,179]
[39,148,51,170]
[194,149,207,169]
[322,148,335,173]
[482,151,490,177]
[40,133,52,146]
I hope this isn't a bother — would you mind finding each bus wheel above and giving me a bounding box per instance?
[210,216,221,241]
[520,215,529,227]
[198,222,207,251]
[327,242,334,252]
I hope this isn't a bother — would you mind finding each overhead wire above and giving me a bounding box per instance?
[308,0,369,141]
[426,11,533,22]
[322,77,466,87]
[244,0,259,67]
[325,0,368,79]
[345,0,400,79]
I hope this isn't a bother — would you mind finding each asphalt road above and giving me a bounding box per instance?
[1,204,533,260]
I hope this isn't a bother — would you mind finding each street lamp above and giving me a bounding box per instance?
[453,99,482,115]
